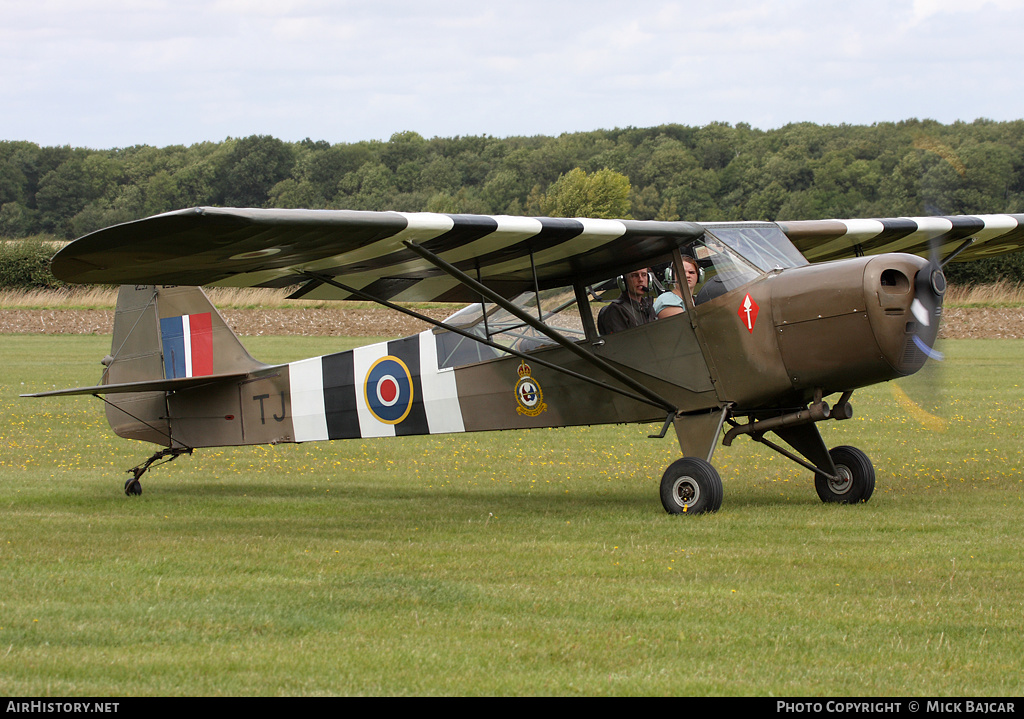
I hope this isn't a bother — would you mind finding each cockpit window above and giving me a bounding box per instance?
[434,286,585,369]
[686,237,761,302]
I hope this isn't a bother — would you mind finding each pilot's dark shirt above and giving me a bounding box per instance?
[597,295,656,335]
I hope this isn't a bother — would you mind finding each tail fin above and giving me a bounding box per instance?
[105,285,263,384]
[102,285,266,446]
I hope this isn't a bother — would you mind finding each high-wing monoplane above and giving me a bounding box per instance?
[23,208,1024,513]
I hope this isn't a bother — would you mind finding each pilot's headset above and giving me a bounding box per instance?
[616,269,654,295]
[665,259,705,289]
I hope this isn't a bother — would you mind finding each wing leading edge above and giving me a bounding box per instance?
[51,207,704,303]
[779,214,1024,263]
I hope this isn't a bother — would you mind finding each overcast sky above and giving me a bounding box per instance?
[4,0,1024,149]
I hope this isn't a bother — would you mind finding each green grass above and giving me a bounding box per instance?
[3,335,1024,696]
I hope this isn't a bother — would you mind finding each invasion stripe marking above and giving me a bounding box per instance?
[323,352,359,440]
[353,343,395,438]
[480,218,625,277]
[972,214,1024,243]
[287,331,466,443]
[794,217,1006,261]
[418,330,465,434]
[872,217,951,255]
[298,212,456,276]
[390,276,462,303]
[268,214,701,303]
[290,356,329,442]
[388,335,430,437]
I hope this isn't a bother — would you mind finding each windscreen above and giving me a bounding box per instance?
[706,224,809,272]
[687,223,809,303]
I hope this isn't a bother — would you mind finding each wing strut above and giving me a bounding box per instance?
[402,240,679,414]
[941,237,975,267]
[293,271,672,412]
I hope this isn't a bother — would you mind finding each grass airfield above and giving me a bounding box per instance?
[2,334,1023,696]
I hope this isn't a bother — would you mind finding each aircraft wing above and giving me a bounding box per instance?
[779,214,1024,263]
[51,207,704,303]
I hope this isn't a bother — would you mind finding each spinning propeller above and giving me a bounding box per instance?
[909,233,950,361]
[893,232,975,432]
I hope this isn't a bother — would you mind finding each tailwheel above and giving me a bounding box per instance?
[123,447,193,496]
[815,445,875,504]
[660,457,723,515]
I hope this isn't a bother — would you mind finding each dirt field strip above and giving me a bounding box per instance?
[1,306,1022,338]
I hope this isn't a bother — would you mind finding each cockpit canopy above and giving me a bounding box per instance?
[689,223,809,303]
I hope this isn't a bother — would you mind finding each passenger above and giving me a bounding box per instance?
[597,267,656,334]
[654,256,700,319]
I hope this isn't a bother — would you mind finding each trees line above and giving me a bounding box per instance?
[2,119,1024,286]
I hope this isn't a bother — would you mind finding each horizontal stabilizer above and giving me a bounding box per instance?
[21,372,250,398]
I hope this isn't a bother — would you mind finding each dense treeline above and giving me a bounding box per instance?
[2,118,1024,286]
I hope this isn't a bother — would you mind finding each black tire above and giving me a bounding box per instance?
[124,477,142,496]
[815,445,874,504]
[660,457,723,515]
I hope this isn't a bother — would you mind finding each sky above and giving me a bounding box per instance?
[4,0,1024,149]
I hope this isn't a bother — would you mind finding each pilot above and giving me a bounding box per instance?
[597,267,656,334]
[654,255,700,319]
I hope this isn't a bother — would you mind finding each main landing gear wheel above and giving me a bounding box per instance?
[124,476,142,496]
[815,445,875,504]
[660,457,723,515]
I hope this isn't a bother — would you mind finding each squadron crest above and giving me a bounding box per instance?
[514,362,547,417]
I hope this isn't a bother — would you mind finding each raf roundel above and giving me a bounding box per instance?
[364,356,414,425]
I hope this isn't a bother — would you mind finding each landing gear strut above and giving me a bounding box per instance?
[124,447,192,495]
[720,395,876,506]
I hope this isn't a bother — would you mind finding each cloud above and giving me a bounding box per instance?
[3,0,1023,148]
[912,0,1024,22]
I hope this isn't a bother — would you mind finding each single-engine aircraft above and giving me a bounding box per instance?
[22,208,1024,513]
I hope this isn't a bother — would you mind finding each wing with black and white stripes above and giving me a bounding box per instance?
[778,214,1024,263]
[52,207,704,303]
